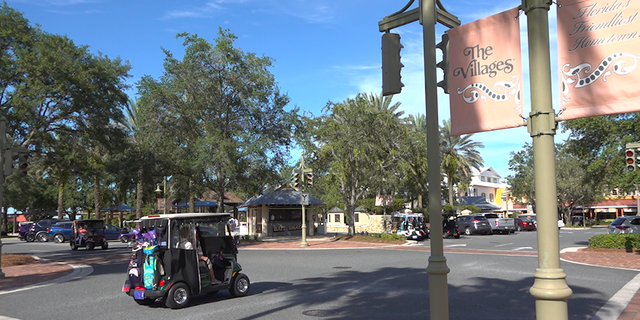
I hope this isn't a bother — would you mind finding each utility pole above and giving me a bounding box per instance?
[523,0,572,318]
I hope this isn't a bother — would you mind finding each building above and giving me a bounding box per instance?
[325,206,385,233]
[240,184,326,237]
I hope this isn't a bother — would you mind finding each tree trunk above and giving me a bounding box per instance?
[136,168,143,219]
[57,180,65,220]
[94,175,100,220]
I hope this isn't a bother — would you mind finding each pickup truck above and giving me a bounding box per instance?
[480,213,515,234]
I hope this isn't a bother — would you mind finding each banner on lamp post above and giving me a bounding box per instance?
[557,0,640,120]
[448,8,525,136]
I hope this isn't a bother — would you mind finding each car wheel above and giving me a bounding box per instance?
[53,234,65,243]
[165,282,190,309]
[464,227,471,235]
[102,241,108,250]
[37,232,48,242]
[87,242,95,250]
[230,273,250,297]
[26,233,35,242]
[120,236,129,243]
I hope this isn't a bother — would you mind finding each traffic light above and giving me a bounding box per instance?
[305,171,313,187]
[436,33,450,94]
[292,170,301,188]
[627,148,640,171]
[381,32,404,96]
[18,153,28,177]
[3,150,17,176]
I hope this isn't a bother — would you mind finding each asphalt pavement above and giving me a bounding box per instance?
[2,232,640,319]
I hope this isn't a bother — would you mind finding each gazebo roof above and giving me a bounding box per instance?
[459,196,500,210]
[241,186,325,207]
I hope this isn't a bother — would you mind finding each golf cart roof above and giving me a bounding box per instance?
[140,212,232,220]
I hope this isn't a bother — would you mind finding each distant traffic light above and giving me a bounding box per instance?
[305,171,313,187]
[381,32,404,96]
[292,169,301,188]
[626,148,637,171]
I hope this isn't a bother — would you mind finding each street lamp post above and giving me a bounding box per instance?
[155,176,168,214]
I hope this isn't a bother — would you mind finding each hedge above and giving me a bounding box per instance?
[588,234,640,249]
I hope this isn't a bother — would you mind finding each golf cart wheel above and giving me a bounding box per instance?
[37,232,48,242]
[102,241,108,250]
[71,242,78,250]
[120,236,129,243]
[53,234,65,243]
[87,242,95,250]
[230,273,250,297]
[165,282,190,309]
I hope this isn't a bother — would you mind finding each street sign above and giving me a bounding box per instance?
[300,193,309,206]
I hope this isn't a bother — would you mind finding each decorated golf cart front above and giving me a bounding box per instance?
[122,213,250,308]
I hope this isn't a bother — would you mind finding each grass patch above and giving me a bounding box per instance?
[333,234,406,244]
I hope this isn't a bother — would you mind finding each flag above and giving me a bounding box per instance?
[557,0,640,119]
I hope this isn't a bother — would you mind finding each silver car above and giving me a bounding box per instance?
[608,216,640,234]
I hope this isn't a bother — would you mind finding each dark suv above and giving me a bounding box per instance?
[26,219,67,242]
[457,215,493,235]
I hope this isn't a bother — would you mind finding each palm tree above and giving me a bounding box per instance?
[402,114,429,208]
[440,119,484,206]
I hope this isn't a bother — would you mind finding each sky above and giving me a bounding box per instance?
[4,0,568,180]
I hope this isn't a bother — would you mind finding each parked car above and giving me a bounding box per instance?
[480,213,516,234]
[47,221,74,243]
[18,222,33,241]
[456,215,493,235]
[514,218,536,231]
[104,224,122,240]
[608,216,640,234]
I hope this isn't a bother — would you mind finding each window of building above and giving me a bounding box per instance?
[612,189,619,196]
[473,188,478,196]
[489,193,494,202]
[354,213,359,223]
[481,176,486,182]
[334,214,340,223]
[481,192,486,199]
[493,178,498,183]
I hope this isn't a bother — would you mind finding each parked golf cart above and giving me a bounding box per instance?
[70,219,108,250]
[122,212,250,309]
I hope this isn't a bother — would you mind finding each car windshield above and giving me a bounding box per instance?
[611,217,627,226]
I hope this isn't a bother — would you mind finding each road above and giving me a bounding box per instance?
[418,227,607,252]
[0,229,635,320]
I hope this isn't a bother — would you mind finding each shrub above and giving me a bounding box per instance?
[380,233,406,241]
[588,234,640,249]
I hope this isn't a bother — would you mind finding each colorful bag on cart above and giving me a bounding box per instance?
[143,245,160,290]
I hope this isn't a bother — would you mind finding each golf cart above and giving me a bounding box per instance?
[70,219,108,250]
[122,212,250,309]
[392,212,429,241]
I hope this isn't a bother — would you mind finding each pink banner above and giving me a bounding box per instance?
[558,0,640,120]
[448,8,525,136]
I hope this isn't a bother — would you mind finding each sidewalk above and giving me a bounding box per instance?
[2,236,640,319]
